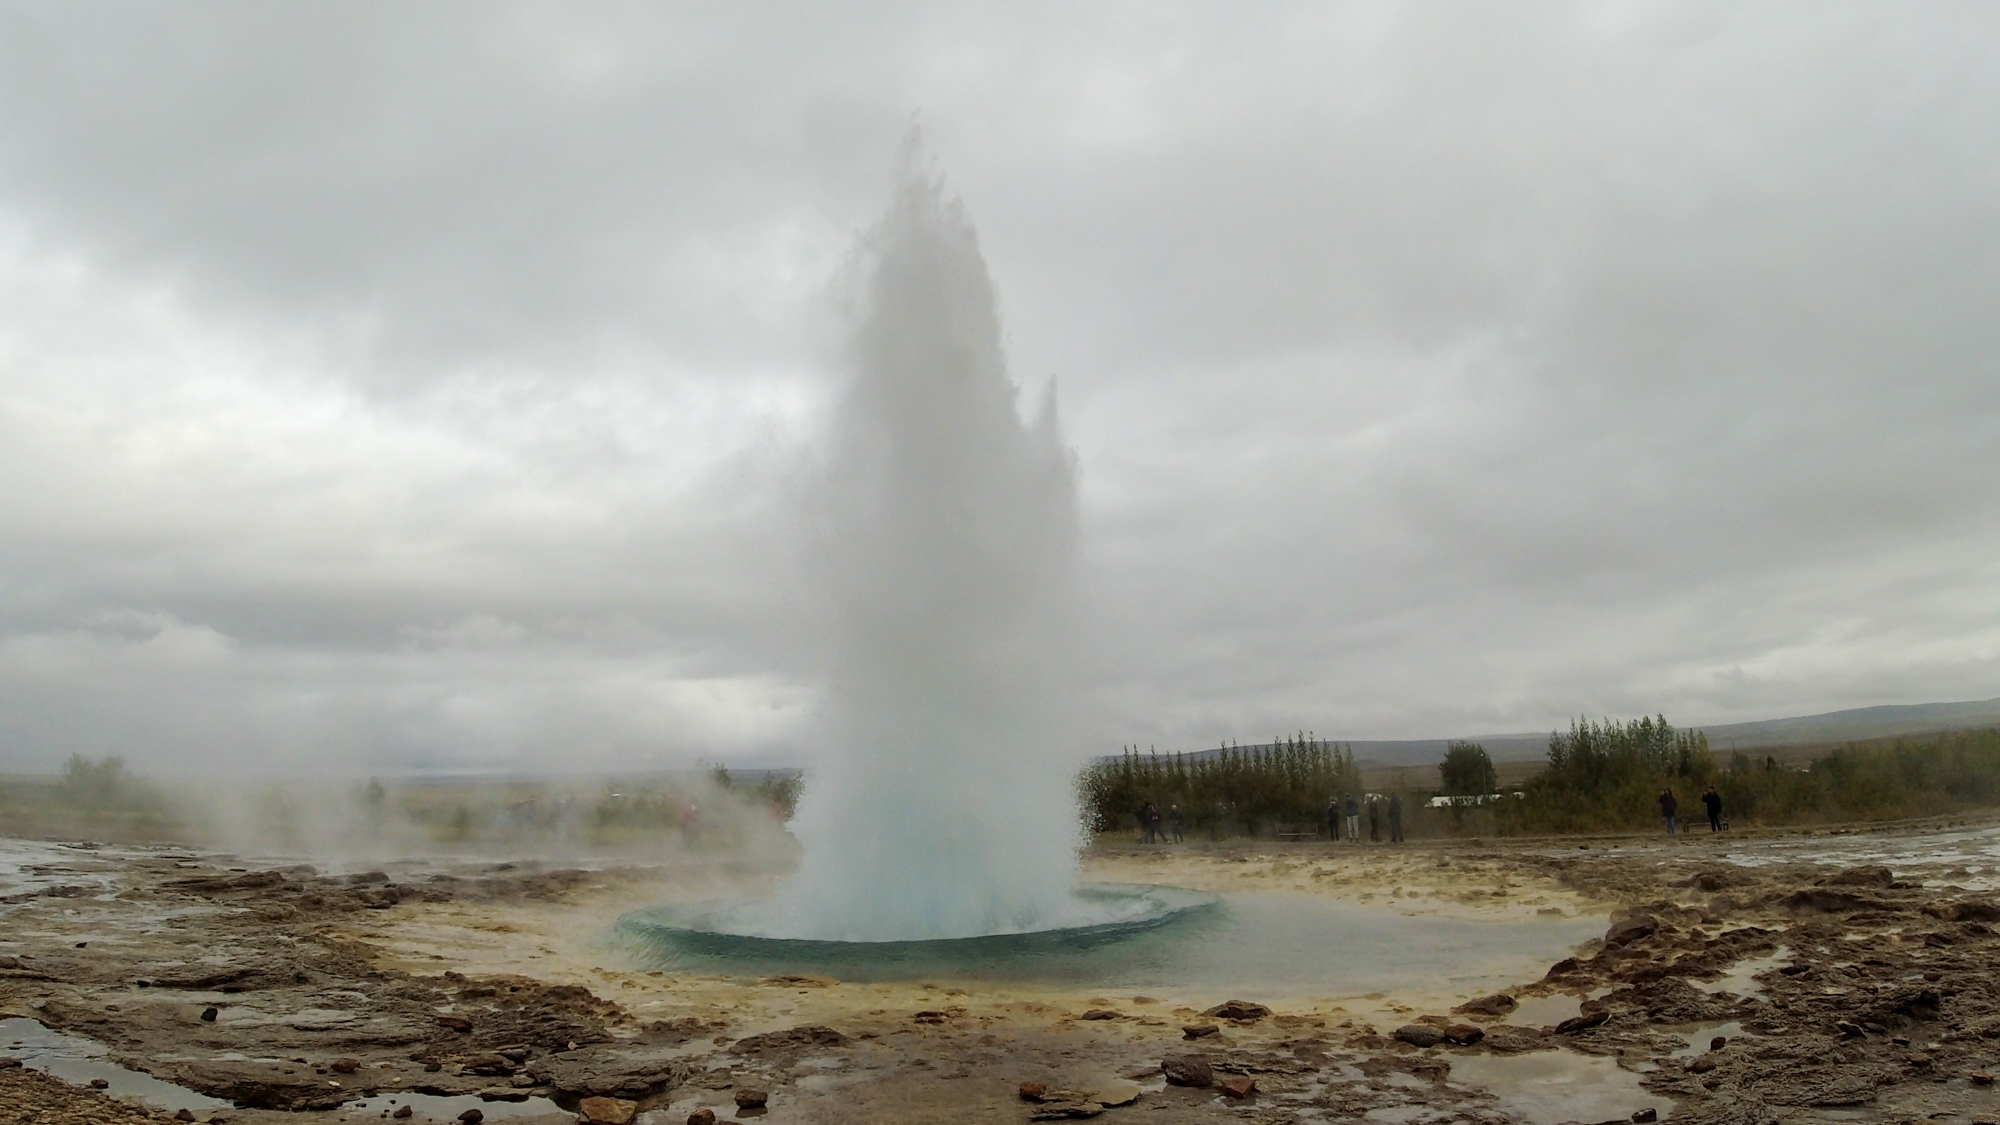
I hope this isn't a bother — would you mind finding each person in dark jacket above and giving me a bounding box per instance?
[1367,796,1381,842]
[1701,787,1723,832]
[1139,802,1158,844]
[1388,792,1404,842]
[1326,797,1341,842]
[1344,794,1361,842]
[1658,788,1678,836]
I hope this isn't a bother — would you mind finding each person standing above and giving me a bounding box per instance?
[1367,796,1381,842]
[1327,796,1341,842]
[1167,803,1185,844]
[1139,802,1157,844]
[1388,792,1404,843]
[1344,794,1361,842]
[1701,787,1723,833]
[1658,788,1678,836]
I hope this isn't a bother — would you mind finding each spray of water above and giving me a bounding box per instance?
[755,151,1087,941]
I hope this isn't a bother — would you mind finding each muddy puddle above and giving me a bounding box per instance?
[3,1016,232,1115]
[1445,1051,1657,1125]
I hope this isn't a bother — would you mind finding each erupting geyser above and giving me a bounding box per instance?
[623,151,1217,958]
[768,152,1087,941]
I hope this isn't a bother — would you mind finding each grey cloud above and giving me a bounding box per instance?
[1,1,1997,773]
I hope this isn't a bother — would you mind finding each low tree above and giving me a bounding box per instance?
[1439,741,1497,796]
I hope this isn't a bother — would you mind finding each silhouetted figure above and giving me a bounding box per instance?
[1702,787,1723,832]
[1658,788,1678,836]
[1367,797,1381,842]
[1138,802,1159,844]
[1326,797,1341,842]
[1167,803,1184,843]
[1344,794,1361,842]
[1388,793,1404,842]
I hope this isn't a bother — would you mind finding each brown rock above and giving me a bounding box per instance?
[1554,1009,1609,1035]
[435,1014,474,1032]
[330,1057,360,1074]
[1219,1076,1257,1099]
[0,1058,19,1069]
[1203,1000,1271,1022]
[578,1096,638,1125]
[1453,993,1518,1018]
[1443,1024,1484,1046]
[174,1112,196,1122]
[1182,1024,1219,1039]
[1709,1035,1727,1051]
[457,1112,483,1124]
[1632,1110,1658,1123]
[1079,1009,1121,1020]
[477,1088,529,1102]
[1604,917,1658,946]
[1028,1104,1103,1120]
[89,1078,110,1089]
[688,1110,717,1125]
[728,1025,848,1054]
[1393,1024,1445,1048]
[1688,1055,1717,1073]
[732,1089,768,1110]
[200,1006,219,1022]
[393,1109,413,1120]
[1019,1081,1047,1101]
[462,1053,513,1076]
[1161,1054,1213,1087]
[1972,1073,1995,1085]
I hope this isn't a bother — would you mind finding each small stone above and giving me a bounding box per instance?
[1835,1020,1865,1037]
[578,1096,638,1124]
[1554,1010,1609,1035]
[733,1089,768,1110]
[435,1013,474,1032]
[331,1058,360,1074]
[457,1111,483,1124]
[1393,1025,1445,1048]
[1909,1053,1932,1068]
[393,1109,413,1120]
[1203,1000,1271,1022]
[1632,1110,1658,1123]
[90,1078,111,1089]
[200,1006,219,1022]
[1709,1036,1727,1051]
[1453,994,1518,1018]
[1028,1104,1103,1121]
[1444,1024,1484,1046]
[1090,1080,1140,1107]
[174,1111,196,1122]
[687,1110,716,1125]
[0,1058,19,1070]
[1688,1055,1717,1073]
[1219,1076,1257,1099]
[1161,1054,1214,1088]
[1080,1009,1121,1020]
[1892,1035,1912,1047]
[424,1062,442,1072]
[496,1048,530,1064]
[1972,1073,1995,1085]
[1019,1082,1047,1101]
[1182,1024,1220,1039]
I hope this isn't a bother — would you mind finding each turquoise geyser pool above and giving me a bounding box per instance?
[617,883,1604,1000]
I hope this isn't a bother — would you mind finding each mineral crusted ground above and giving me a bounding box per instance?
[6,819,2000,1124]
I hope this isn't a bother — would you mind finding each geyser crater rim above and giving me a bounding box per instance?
[616,882,1218,956]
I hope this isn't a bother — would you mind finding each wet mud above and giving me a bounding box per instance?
[5,821,2000,1124]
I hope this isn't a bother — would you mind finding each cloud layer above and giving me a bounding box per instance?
[2,2,1997,773]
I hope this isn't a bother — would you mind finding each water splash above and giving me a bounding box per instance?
[759,149,1085,941]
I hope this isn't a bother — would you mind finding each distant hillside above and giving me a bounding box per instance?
[1135,697,2000,770]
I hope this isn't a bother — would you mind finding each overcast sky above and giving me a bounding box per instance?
[2,2,1997,774]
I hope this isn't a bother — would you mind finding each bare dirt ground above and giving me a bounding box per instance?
[7,819,2000,1125]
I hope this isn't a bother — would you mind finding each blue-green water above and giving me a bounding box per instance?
[616,884,1604,999]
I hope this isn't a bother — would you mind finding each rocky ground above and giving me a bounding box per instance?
[6,821,2000,1125]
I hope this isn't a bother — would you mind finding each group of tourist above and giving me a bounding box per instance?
[1326,793,1403,843]
[1135,801,1184,844]
[1658,785,1726,835]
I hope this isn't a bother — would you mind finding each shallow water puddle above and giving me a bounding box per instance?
[1697,948,1788,997]
[1670,1019,1748,1059]
[0,1016,231,1115]
[1445,1051,1660,1125]
[337,1090,569,1122]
